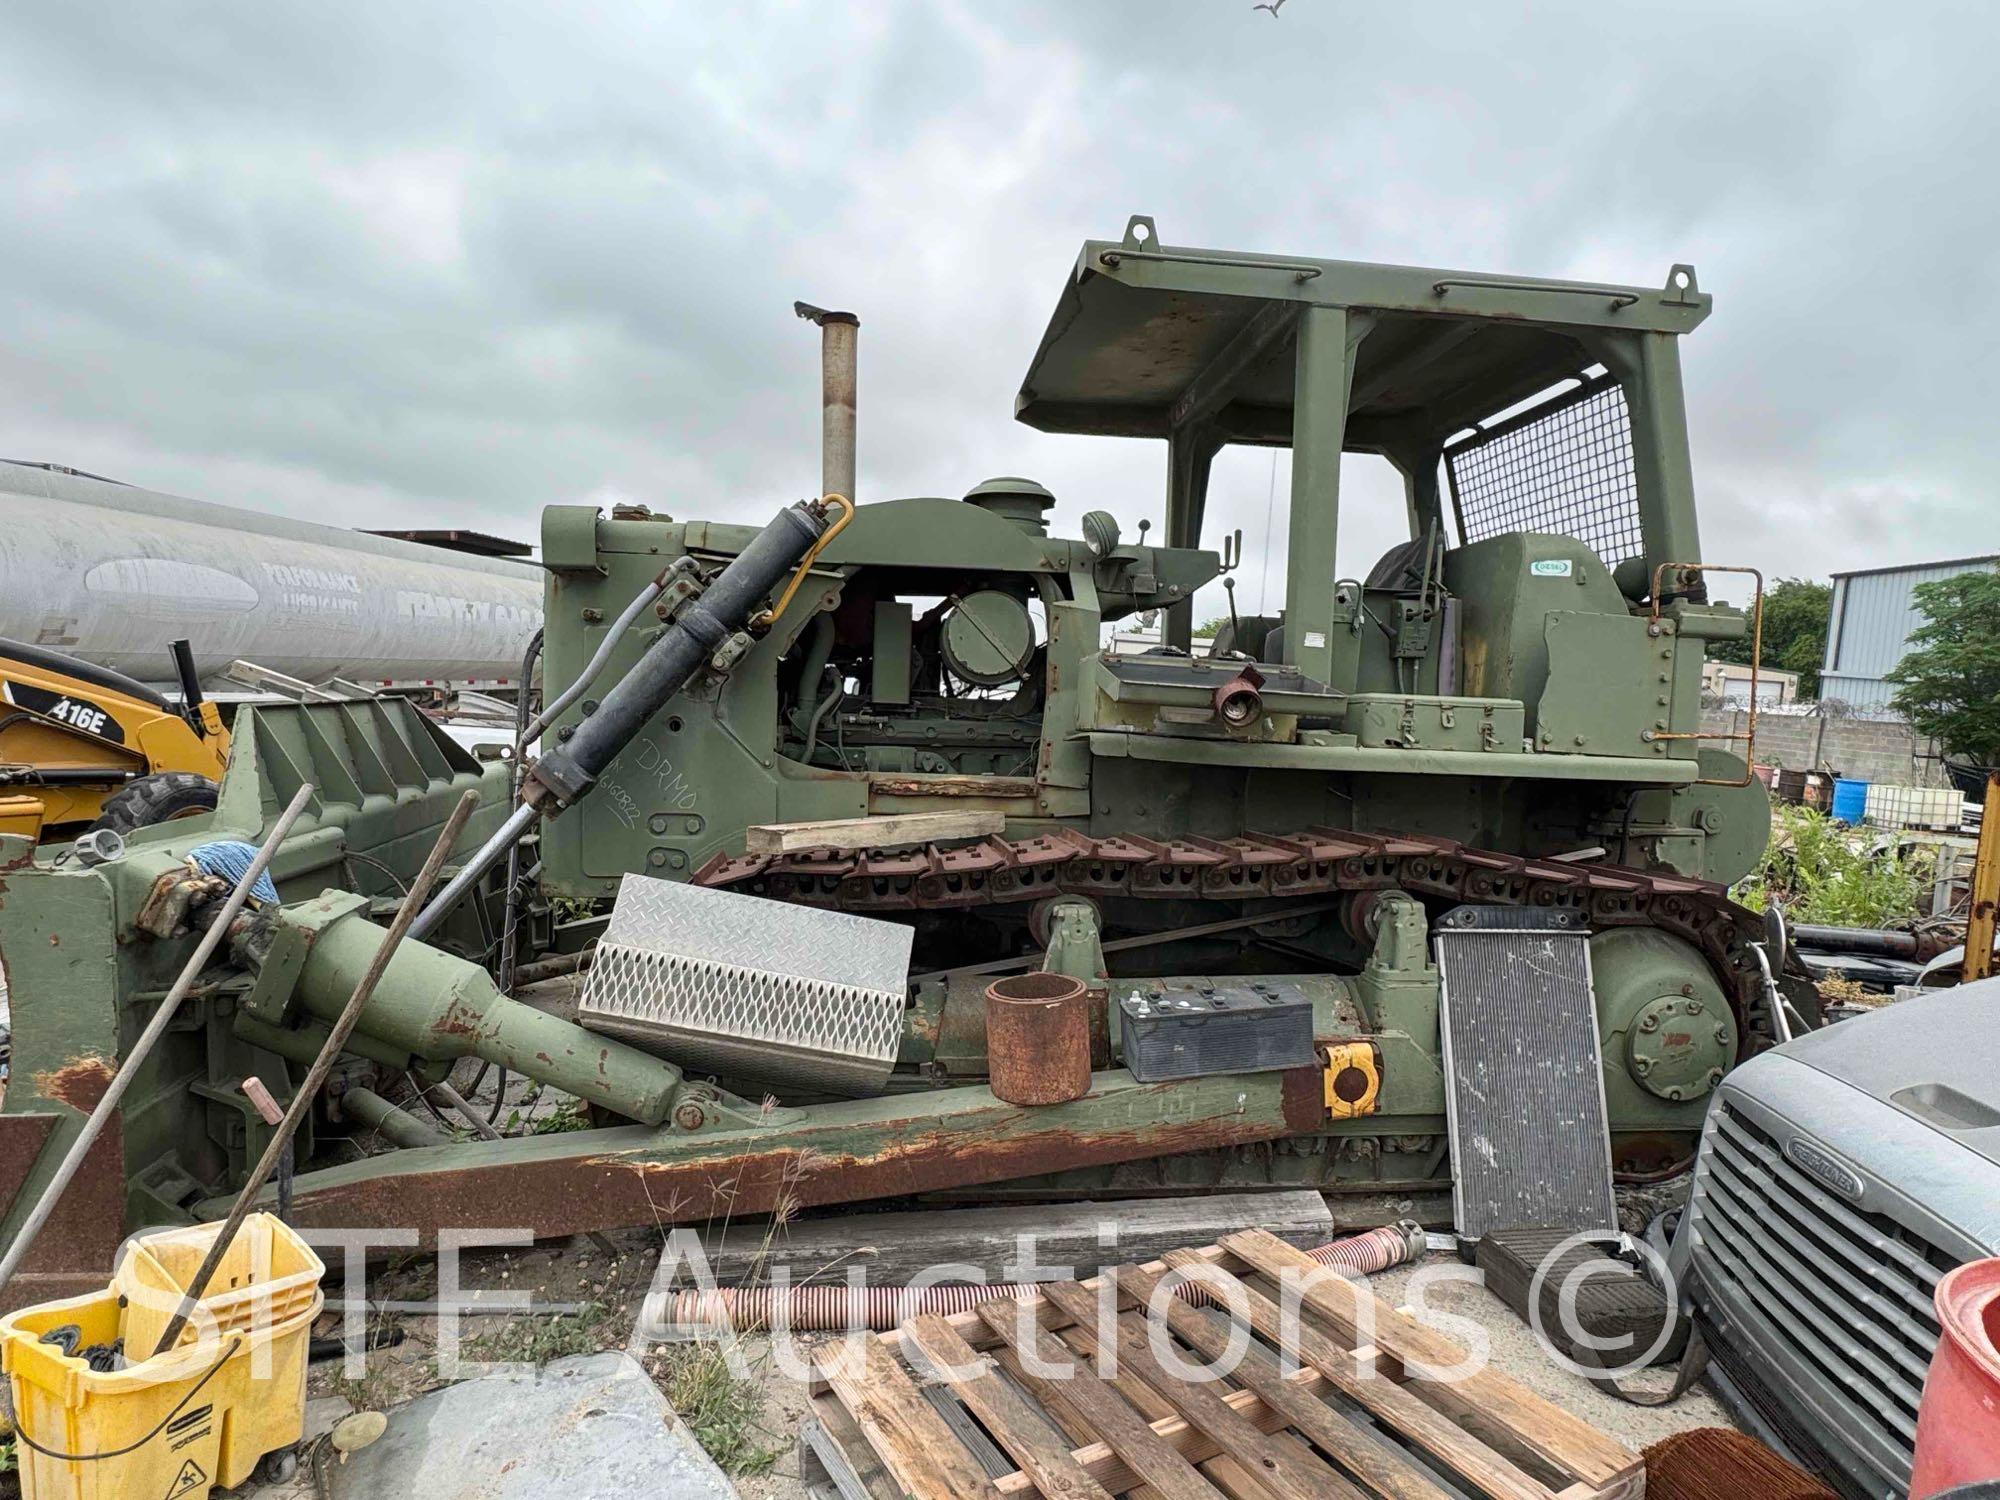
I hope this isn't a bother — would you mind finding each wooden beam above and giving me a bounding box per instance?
[744,809,1004,856]
[1155,1249,1551,1500]
[1038,1279,1359,1500]
[1965,772,2000,982]
[977,1298,1229,1500]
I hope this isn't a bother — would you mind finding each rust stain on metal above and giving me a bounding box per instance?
[0,1112,125,1314]
[1279,1064,1326,1133]
[34,1055,115,1113]
[280,1104,1291,1247]
[428,1008,483,1041]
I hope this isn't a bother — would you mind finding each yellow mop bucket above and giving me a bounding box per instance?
[1,1214,323,1500]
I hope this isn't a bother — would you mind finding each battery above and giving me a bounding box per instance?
[1116,980,1317,1083]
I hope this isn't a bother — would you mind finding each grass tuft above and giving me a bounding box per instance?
[648,1342,781,1476]
[467,1302,610,1365]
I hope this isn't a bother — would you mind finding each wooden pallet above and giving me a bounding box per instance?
[806,1228,1645,1500]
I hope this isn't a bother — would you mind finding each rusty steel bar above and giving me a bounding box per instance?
[150,788,479,1355]
[427,1079,503,1142]
[0,782,317,1302]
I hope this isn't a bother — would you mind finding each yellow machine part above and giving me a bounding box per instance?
[0,642,229,833]
[1321,1040,1381,1119]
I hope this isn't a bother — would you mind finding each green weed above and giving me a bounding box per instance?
[649,1342,781,1477]
[466,1302,610,1365]
[1734,805,1929,927]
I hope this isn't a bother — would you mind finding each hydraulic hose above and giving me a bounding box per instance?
[522,570,677,747]
[408,497,831,941]
[498,626,543,997]
[532,498,830,808]
[645,1221,1422,1333]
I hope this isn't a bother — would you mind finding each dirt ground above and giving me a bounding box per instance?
[240,1213,1727,1499]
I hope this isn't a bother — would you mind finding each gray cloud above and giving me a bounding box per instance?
[2,0,1993,623]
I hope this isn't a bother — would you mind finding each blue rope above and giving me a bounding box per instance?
[187,840,279,904]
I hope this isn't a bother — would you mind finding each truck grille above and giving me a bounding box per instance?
[1691,1102,1951,1457]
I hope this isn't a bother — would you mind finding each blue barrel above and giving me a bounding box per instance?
[1830,777,1869,824]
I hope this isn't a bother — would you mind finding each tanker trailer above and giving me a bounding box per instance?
[0,460,540,691]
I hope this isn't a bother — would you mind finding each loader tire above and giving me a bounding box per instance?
[90,772,220,834]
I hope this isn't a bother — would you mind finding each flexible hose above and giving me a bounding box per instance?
[498,626,543,997]
[522,569,674,745]
[801,679,843,765]
[645,1221,1421,1333]
[754,494,854,628]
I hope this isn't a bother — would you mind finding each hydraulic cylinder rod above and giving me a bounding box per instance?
[409,496,830,940]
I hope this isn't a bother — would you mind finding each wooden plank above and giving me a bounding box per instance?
[1115,1263,1455,1500]
[816,1335,1005,1500]
[1158,1249,1554,1500]
[1039,1280,1363,1500]
[976,1297,1228,1500]
[903,1312,1118,1500]
[696,1191,1334,1286]
[989,1297,1443,1500]
[745,809,1003,855]
[806,1390,907,1500]
[1218,1230,1639,1490]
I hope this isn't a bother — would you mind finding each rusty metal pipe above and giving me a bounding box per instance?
[796,302,858,502]
[1787,922,1924,959]
[985,972,1092,1105]
[647,1222,1422,1332]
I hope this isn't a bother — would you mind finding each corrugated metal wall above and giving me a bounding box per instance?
[1821,556,1999,705]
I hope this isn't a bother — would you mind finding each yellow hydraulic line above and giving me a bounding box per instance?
[754,493,853,629]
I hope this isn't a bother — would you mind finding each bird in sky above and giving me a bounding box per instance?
[1253,0,1287,15]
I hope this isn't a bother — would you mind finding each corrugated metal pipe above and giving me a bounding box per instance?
[643,1221,1422,1334]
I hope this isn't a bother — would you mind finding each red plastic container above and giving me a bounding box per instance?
[1911,1258,2000,1498]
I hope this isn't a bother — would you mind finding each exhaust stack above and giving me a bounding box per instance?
[795,301,858,501]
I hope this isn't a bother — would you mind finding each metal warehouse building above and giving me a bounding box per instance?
[1820,553,2000,709]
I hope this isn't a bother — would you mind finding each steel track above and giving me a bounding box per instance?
[695,825,1782,1052]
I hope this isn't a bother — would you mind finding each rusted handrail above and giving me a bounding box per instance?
[1645,562,1765,788]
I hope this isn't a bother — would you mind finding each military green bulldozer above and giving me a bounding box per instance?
[0,219,1802,1298]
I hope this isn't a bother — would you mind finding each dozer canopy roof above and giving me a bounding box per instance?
[1015,216,1710,454]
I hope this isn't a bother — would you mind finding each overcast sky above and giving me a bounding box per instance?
[2,1,1993,625]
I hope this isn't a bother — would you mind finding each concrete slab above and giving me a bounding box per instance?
[328,1351,737,1499]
